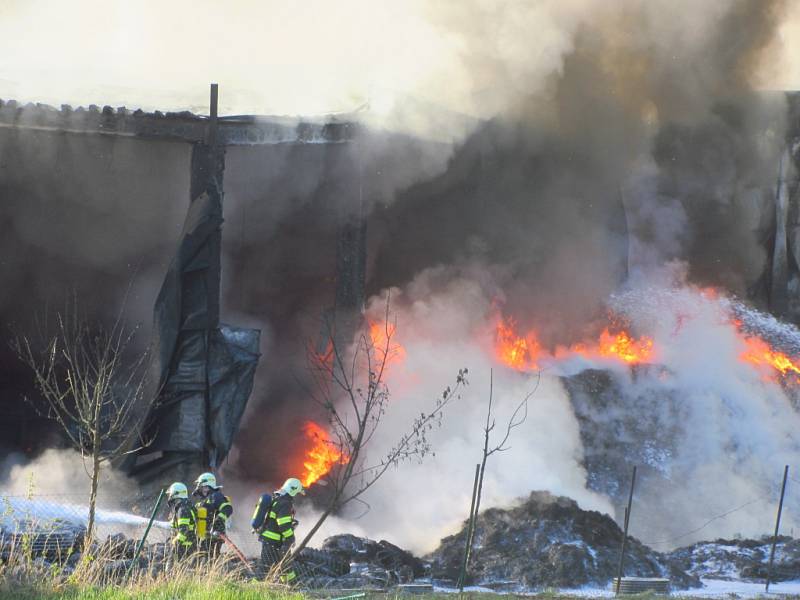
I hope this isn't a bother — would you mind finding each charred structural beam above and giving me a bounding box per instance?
[0,98,356,146]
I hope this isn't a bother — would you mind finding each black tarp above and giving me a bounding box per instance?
[137,143,260,475]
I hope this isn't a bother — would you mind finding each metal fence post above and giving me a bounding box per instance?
[615,466,637,596]
[126,488,165,578]
[766,465,789,593]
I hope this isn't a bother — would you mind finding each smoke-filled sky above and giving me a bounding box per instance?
[0,0,798,121]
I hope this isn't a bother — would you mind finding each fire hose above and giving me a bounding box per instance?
[218,532,255,576]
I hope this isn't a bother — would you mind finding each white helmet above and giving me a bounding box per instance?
[167,482,188,500]
[194,472,220,489]
[281,477,306,497]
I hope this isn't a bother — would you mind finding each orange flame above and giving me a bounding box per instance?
[368,320,406,366]
[494,315,654,369]
[740,336,800,378]
[300,421,349,488]
[495,316,541,370]
[597,329,655,364]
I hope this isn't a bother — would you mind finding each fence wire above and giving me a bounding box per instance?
[0,491,270,558]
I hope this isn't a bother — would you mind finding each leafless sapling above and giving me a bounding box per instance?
[11,298,153,546]
[292,299,467,556]
[465,368,539,565]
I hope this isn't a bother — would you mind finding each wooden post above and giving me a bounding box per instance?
[458,464,481,593]
[615,466,637,596]
[766,465,789,593]
[207,83,219,147]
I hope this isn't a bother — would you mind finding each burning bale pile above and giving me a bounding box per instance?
[427,491,700,590]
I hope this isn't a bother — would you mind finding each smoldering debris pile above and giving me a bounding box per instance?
[0,529,174,581]
[669,537,800,582]
[427,491,700,590]
[295,534,428,588]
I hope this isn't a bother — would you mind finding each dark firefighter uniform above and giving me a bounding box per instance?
[255,492,298,583]
[169,498,196,559]
[195,489,233,558]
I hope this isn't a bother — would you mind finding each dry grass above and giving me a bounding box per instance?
[0,527,302,599]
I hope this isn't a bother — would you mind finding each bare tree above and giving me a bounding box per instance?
[292,300,467,556]
[466,368,539,565]
[11,298,153,545]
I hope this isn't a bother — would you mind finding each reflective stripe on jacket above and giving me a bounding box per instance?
[170,500,196,547]
[260,492,295,544]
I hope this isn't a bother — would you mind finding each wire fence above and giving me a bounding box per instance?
[611,464,800,593]
[0,490,267,559]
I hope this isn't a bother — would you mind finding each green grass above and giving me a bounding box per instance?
[0,580,305,600]
[4,587,800,600]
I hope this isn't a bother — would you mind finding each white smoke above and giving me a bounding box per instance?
[607,282,800,547]
[0,449,134,500]
[0,449,171,533]
[2,1,794,136]
[300,267,613,554]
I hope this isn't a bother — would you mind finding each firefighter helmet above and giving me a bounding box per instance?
[167,482,188,500]
[194,472,220,489]
[281,477,306,497]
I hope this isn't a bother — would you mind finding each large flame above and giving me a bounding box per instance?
[494,303,800,382]
[300,421,349,488]
[494,315,654,370]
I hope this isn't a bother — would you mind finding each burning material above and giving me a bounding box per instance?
[300,421,349,488]
[740,335,800,380]
[494,315,655,371]
[596,329,655,364]
[495,316,541,370]
[494,291,800,383]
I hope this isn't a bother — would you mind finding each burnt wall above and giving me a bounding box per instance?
[0,128,189,455]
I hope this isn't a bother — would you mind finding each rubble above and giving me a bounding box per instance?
[0,519,85,562]
[321,534,427,579]
[427,491,701,590]
[296,534,427,588]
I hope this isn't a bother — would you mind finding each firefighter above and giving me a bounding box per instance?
[252,477,304,583]
[166,482,196,561]
[192,472,233,559]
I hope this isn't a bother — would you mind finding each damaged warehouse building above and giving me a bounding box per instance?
[0,85,398,488]
[1,86,800,499]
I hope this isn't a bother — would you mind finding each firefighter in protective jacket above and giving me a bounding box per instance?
[166,482,196,559]
[252,477,304,583]
[192,472,233,558]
